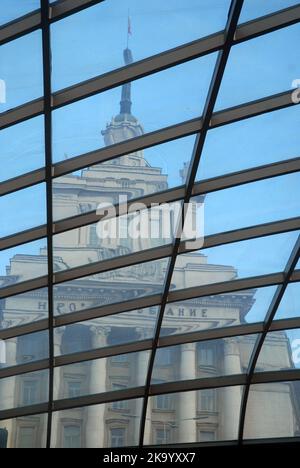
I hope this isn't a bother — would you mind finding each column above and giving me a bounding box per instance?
[135,328,151,445]
[0,339,17,448]
[51,327,65,448]
[86,326,110,448]
[178,342,197,443]
[222,338,242,440]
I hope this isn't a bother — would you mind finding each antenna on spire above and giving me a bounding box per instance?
[127,10,132,49]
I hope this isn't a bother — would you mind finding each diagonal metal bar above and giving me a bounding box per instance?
[41,0,54,450]
[138,0,245,447]
[50,0,105,22]
[0,10,41,46]
[1,157,299,251]
[238,234,300,444]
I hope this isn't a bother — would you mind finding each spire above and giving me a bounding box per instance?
[120,48,133,115]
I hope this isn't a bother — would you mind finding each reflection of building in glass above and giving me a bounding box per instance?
[0,48,300,449]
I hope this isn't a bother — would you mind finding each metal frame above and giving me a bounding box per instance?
[0,0,300,449]
[238,235,300,444]
[1,217,299,299]
[1,155,299,251]
[139,0,246,446]
[41,0,55,449]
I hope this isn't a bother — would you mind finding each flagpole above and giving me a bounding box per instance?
[127,9,130,49]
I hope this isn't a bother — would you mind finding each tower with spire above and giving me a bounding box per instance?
[101,48,146,167]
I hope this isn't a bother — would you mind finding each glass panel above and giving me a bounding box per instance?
[152,335,258,384]
[53,201,180,271]
[0,288,48,331]
[197,105,300,180]
[145,386,243,444]
[161,286,277,338]
[54,306,158,355]
[243,381,300,439]
[201,173,300,236]
[172,231,299,291]
[240,0,299,23]
[0,31,43,112]
[54,350,150,400]
[51,0,230,90]
[52,54,217,163]
[0,370,48,411]
[255,328,300,372]
[0,116,45,183]
[0,238,48,288]
[0,0,40,26]
[216,23,300,110]
[53,134,196,222]
[0,330,48,369]
[51,398,143,448]
[274,282,300,320]
[0,414,47,449]
[0,183,46,238]
[53,257,169,317]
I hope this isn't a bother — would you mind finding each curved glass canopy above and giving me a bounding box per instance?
[0,0,299,449]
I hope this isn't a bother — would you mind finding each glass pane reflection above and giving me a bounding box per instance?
[145,386,243,445]
[0,1,40,26]
[53,201,180,271]
[52,54,216,163]
[240,0,299,23]
[0,183,46,238]
[161,286,277,338]
[0,414,47,449]
[53,258,169,317]
[0,31,43,112]
[244,381,300,439]
[216,23,300,110]
[274,282,300,320]
[51,0,230,91]
[0,239,48,288]
[0,287,48,331]
[0,330,48,369]
[201,172,300,236]
[172,231,299,291]
[197,105,300,180]
[255,328,300,371]
[51,398,143,448]
[52,135,195,222]
[0,370,48,411]
[152,335,258,384]
[0,116,45,183]
[54,307,158,356]
[54,350,150,400]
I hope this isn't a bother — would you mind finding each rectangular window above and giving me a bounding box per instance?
[111,384,128,410]
[111,354,128,364]
[197,343,215,367]
[18,426,36,448]
[154,394,173,411]
[89,224,101,247]
[199,389,216,412]
[199,430,215,441]
[110,428,125,448]
[22,380,38,406]
[155,428,171,445]
[68,381,82,399]
[63,425,81,448]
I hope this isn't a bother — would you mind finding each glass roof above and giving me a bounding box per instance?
[0,0,299,449]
